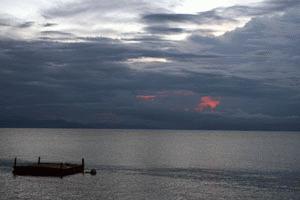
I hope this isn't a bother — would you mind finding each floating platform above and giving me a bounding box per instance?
[13,157,85,177]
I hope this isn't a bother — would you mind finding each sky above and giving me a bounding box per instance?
[0,0,299,130]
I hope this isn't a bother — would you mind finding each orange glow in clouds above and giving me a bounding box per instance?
[195,96,220,112]
[136,95,156,101]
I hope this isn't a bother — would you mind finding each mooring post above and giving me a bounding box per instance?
[14,157,17,167]
[60,162,63,178]
[82,158,85,170]
[38,157,41,165]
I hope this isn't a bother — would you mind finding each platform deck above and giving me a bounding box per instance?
[13,158,85,177]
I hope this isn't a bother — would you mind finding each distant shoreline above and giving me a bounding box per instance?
[0,127,299,132]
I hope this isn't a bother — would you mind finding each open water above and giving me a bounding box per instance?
[0,128,299,200]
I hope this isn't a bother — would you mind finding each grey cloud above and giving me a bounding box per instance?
[17,21,35,28]
[41,30,72,35]
[210,0,300,18]
[181,7,300,87]
[40,0,180,41]
[145,26,186,34]
[1,0,300,130]
[43,23,58,27]
[1,26,300,130]
[0,22,10,27]
[0,16,34,29]
[143,13,200,23]
[143,0,300,24]
[142,11,236,25]
[40,30,76,37]
[43,0,176,19]
[265,0,300,11]
[141,0,300,37]
[0,15,13,27]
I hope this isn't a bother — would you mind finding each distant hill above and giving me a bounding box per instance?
[0,118,299,131]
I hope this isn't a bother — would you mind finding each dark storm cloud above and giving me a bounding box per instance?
[1,29,300,130]
[0,0,300,130]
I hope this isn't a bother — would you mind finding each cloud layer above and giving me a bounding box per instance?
[0,0,299,130]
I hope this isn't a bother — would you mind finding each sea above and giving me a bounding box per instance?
[0,128,299,200]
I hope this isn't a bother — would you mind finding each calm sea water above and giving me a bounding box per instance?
[0,128,299,200]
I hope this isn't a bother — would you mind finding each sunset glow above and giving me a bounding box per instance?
[195,96,220,112]
[136,95,156,101]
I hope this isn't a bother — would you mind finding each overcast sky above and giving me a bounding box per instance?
[0,0,299,130]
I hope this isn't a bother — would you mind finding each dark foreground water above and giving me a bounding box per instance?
[0,129,299,200]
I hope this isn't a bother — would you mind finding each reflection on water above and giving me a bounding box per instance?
[0,129,299,200]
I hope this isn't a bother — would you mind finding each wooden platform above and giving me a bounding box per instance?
[13,157,84,177]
